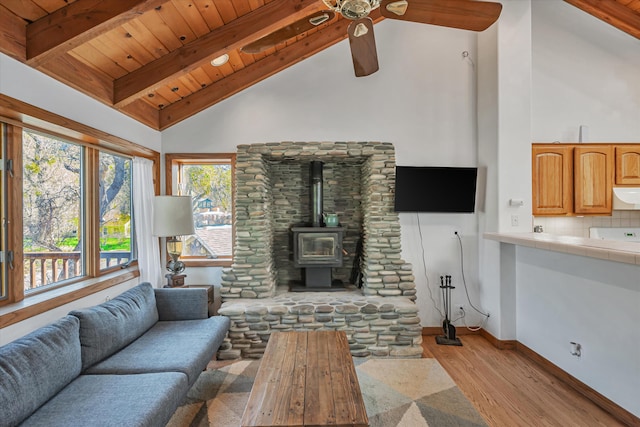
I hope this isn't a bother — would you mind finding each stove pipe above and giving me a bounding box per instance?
[310,161,323,227]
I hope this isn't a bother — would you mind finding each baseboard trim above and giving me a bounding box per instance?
[478,328,517,350]
[422,326,481,336]
[479,329,639,427]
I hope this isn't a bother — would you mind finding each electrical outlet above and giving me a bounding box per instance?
[511,215,519,227]
[456,305,465,316]
[452,230,459,239]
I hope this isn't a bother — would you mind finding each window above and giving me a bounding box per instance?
[20,130,137,293]
[166,154,235,266]
[99,152,133,270]
[0,94,159,323]
[22,130,84,291]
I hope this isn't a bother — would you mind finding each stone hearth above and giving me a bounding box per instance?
[218,142,421,358]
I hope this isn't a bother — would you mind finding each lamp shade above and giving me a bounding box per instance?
[153,196,195,237]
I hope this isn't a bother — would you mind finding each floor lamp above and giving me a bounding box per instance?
[153,196,195,287]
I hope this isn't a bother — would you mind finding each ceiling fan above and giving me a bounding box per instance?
[242,0,502,77]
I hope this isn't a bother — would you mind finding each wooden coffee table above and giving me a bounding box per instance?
[241,331,369,427]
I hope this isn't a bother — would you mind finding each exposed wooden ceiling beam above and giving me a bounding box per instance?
[113,0,326,107]
[564,0,640,39]
[26,0,167,67]
[39,54,115,103]
[158,11,384,130]
[119,99,160,130]
[0,4,26,61]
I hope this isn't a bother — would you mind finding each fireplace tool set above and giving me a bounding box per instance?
[436,275,462,346]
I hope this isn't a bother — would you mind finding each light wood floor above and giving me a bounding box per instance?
[422,334,627,427]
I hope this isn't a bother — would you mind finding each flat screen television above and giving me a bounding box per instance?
[394,166,478,213]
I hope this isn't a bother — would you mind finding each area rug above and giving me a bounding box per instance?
[166,358,487,427]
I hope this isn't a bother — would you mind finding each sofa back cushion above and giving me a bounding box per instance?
[0,315,82,427]
[69,282,159,371]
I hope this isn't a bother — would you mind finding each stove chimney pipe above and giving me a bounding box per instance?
[310,161,323,227]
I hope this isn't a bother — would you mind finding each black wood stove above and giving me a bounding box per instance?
[290,161,345,291]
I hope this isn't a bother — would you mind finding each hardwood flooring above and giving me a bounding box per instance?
[422,334,627,427]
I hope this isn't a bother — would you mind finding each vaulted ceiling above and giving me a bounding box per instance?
[0,0,638,130]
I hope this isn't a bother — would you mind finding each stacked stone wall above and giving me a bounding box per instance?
[221,142,416,299]
[269,160,363,286]
[218,142,421,359]
[217,292,423,359]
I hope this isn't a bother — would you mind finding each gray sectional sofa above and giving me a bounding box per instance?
[0,282,230,427]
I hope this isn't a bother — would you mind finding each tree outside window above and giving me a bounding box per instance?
[21,130,137,292]
[99,152,133,270]
[23,130,83,290]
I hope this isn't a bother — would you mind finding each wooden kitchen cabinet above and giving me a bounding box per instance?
[532,145,573,215]
[615,145,640,185]
[573,145,614,214]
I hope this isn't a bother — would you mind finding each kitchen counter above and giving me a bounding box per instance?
[483,232,640,265]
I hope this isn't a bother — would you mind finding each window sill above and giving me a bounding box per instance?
[0,266,140,328]
[183,259,232,268]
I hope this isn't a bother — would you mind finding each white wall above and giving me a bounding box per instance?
[477,0,533,339]
[532,1,640,142]
[516,247,640,417]
[162,20,487,327]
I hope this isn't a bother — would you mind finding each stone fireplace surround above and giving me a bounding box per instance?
[218,142,422,358]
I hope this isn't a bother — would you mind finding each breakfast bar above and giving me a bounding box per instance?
[482,231,640,418]
[484,232,640,265]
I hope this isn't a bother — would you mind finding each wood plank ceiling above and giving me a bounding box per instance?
[0,0,638,130]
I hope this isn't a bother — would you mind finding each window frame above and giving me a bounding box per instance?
[0,94,160,326]
[97,150,135,273]
[165,153,235,268]
[21,128,88,294]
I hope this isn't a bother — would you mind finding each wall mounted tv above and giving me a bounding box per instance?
[394,166,478,213]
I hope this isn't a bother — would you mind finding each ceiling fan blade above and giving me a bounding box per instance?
[381,0,502,31]
[348,18,379,77]
[242,11,336,54]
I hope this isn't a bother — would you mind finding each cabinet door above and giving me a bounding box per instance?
[532,145,573,215]
[615,145,640,185]
[574,145,613,214]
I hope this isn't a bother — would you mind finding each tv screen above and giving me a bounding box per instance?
[394,166,478,213]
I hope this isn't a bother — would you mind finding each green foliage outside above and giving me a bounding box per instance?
[183,164,232,212]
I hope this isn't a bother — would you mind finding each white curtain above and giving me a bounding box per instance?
[133,157,163,286]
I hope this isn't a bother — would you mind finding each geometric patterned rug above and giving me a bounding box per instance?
[166,358,488,427]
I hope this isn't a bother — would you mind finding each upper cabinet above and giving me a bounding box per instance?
[532,145,573,215]
[615,145,640,185]
[532,143,622,216]
[573,145,614,215]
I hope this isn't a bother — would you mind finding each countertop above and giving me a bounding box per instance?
[483,232,640,266]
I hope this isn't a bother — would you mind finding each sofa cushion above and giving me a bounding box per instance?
[155,287,208,320]
[85,316,230,386]
[69,282,159,371]
[0,316,81,427]
[18,372,188,427]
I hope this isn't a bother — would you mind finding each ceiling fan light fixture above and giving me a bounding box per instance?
[353,22,369,37]
[385,0,408,16]
[211,54,229,66]
[323,0,381,20]
[309,13,331,26]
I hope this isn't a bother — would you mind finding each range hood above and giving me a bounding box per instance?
[613,187,640,210]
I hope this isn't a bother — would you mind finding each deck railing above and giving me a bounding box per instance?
[24,251,132,290]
